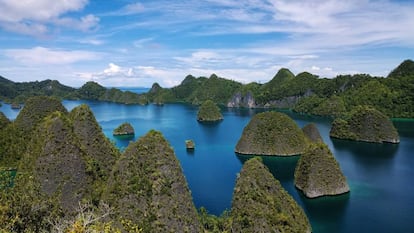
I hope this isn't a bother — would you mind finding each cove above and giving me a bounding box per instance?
[1,100,414,233]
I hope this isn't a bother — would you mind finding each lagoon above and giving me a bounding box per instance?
[1,100,414,233]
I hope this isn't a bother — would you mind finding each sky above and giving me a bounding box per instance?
[0,0,413,88]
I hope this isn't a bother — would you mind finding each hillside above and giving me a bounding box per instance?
[330,105,400,143]
[104,130,202,232]
[235,112,307,156]
[231,157,311,233]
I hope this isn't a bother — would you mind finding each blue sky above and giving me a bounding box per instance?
[0,0,413,87]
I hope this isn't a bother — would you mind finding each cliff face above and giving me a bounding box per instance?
[21,112,92,212]
[235,112,307,156]
[295,143,350,198]
[197,100,223,122]
[330,105,400,143]
[104,130,202,233]
[69,104,119,197]
[231,157,311,233]
[227,91,256,108]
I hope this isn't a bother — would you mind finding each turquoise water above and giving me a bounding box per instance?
[1,101,414,233]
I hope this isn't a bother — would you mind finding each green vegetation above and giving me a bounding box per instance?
[113,122,135,136]
[186,139,195,149]
[197,100,223,122]
[295,143,350,198]
[330,105,400,143]
[0,112,9,129]
[231,157,311,233]
[104,130,202,233]
[2,59,414,118]
[235,112,307,156]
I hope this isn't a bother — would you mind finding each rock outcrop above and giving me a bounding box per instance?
[227,91,256,108]
[104,130,202,233]
[21,111,92,212]
[185,139,195,150]
[113,122,135,136]
[231,157,311,233]
[197,100,223,122]
[235,112,307,156]
[302,123,323,143]
[295,143,350,198]
[330,105,400,143]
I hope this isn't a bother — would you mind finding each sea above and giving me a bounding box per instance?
[1,97,413,233]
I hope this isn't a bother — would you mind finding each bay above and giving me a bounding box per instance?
[1,100,413,233]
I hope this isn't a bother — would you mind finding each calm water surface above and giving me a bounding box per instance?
[1,101,413,233]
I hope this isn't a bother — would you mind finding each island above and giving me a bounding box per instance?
[330,105,400,143]
[231,157,311,233]
[235,112,307,156]
[294,143,350,198]
[185,139,195,150]
[197,100,223,122]
[113,122,135,137]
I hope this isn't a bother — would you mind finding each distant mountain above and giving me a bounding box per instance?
[1,59,414,117]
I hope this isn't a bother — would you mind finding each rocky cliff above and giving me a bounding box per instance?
[227,91,256,108]
[330,105,400,143]
[295,143,350,198]
[235,112,307,156]
[231,157,311,233]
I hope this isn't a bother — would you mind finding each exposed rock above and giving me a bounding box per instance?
[235,112,307,156]
[227,91,256,108]
[113,122,135,136]
[104,130,202,233]
[231,157,311,233]
[70,104,119,186]
[330,105,400,143]
[302,123,323,143]
[295,143,350,198]
[11,103,21,109]
[21,111,92,212]
[185,139,195,150]
[197,100,223,122]
[14,96,68,133]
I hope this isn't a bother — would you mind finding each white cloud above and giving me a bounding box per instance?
[4,47,101,65]
[0,0,99,36]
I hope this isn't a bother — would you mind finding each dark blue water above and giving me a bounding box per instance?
[1,101,413,233]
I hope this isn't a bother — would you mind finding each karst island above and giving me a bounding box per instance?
[235,111,307,156]
[330,105,400,143]
[197,100,223,122]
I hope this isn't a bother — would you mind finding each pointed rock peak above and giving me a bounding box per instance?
[69,104,95,121]
[209,73,219,79]
[295,143,350,198]
[231,157,311,233]
[271,68,294,82]
[388,59,414,78]
[105,129,201,232]
[149,82,162,93]
[296,71,318,79]
[14,96,67,133]
[181,74,196,85]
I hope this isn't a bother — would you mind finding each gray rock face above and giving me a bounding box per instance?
[227,91,256,108]
[295,143,350,198]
